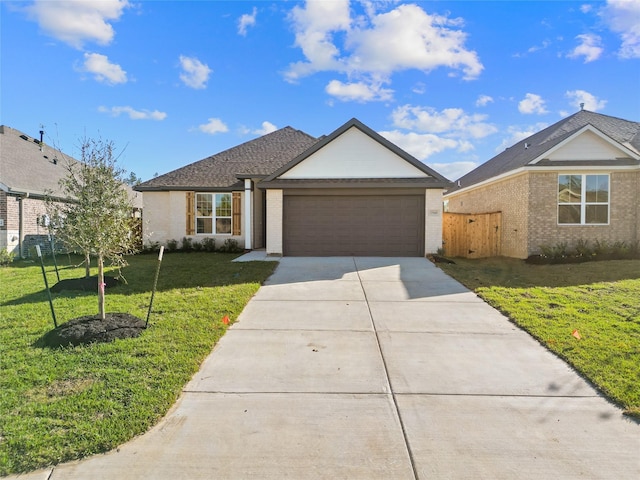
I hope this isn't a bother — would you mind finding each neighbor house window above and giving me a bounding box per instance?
[558,174,609,225]
[196,193,232,234]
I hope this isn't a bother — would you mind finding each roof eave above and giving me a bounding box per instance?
[258,178,452,190]
[134,185,241,192]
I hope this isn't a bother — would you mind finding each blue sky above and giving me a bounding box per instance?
[2,1,639,182]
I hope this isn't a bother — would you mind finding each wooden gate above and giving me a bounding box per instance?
[442,212,502,258]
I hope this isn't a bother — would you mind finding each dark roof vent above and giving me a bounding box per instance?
[19,134,29,141]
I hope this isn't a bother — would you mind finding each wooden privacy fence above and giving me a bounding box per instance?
[442,212,502,258]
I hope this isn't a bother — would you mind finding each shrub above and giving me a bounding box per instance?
[192,240,203,252]
[574,239,592,257]
[539,242,568,259]
[142,241,161,254]
[166,239,179,251]
[181,237,193,252]
[202,237,216,252]
[0,248,15,266]
[611,241,629,257]
[593,239,612,256]
[218,238,243,253]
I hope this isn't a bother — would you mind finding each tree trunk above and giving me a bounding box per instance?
[85,253,91,278]
[98,255,105,320]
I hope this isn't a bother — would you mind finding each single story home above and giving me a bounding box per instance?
[0,125,143,257]
[135,118,452,257]
[444,109,640,258]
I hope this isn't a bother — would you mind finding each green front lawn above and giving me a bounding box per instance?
[438,257,640,418]
[0,253,276,475]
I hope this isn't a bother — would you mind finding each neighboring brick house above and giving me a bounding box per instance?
[444,110,640,258]
[136,118,452,257]
[0,125,142,257]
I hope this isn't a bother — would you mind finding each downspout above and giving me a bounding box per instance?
[18,194,26,258]
[244,179,252,250]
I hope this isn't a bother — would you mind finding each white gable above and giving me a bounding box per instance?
[546,130,631,161]
[279,126,428,179]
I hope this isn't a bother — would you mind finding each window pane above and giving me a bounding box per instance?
[216,194,232,216]
[558,175,581,203]
[558,204,581,224]
[197,218,213,234]
[196,194,213,216]
[586,205,608,224]
[586,175,608,203]
[216,218,231,234]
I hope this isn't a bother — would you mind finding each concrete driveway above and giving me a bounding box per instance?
[11,257,639,479]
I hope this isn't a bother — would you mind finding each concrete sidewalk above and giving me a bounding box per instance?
[10,257,639,479]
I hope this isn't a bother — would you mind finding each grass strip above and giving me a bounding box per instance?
[438,258,640,418]
[0,252,276,475]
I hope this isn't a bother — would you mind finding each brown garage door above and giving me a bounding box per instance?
[283,195,424,256]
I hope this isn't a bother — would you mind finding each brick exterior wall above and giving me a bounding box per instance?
[446,170,639,258]
[528,171,639,254]
[0,193,56,256]
[446,173,530,258]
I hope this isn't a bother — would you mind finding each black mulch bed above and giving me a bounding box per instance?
[426,254,456,264]
[50,275,120,292]
[39,313,146,348]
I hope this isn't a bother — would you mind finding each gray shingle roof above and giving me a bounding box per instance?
[0,125,142,207]
[447,110,640,194]
[0,125,73,198]
[135,127,318,191]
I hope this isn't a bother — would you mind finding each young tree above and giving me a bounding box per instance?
[47,137,138,320]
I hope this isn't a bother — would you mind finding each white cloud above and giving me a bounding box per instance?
[475,95,494,107]
[568,33,603,62]
[565,90,607,111]
[527,39,552,54]
[518,93,548,114]
[98,106,166,120]
[346,5,483,80]
[377,104,497,166]
[286,0,351,81]
[198,118,228,135]
[580,4,593,13]
[26,0,129,49]
[325,79,393,102]
[286,1,483,102]
[253,121,278,135]
[238,7,257,36]
[81,53,126,84]
[601,0,640,58]
[391,105,497,139]
[432,161,479,181]
[379,130,459,161]
[179,55,212,89]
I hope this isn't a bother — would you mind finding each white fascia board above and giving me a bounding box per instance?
[529,125,640,164]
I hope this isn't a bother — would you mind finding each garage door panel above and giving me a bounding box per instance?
[284,195,424,256]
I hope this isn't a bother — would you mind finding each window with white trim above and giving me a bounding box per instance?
[558,174,609,225]
[196,193,232,234]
